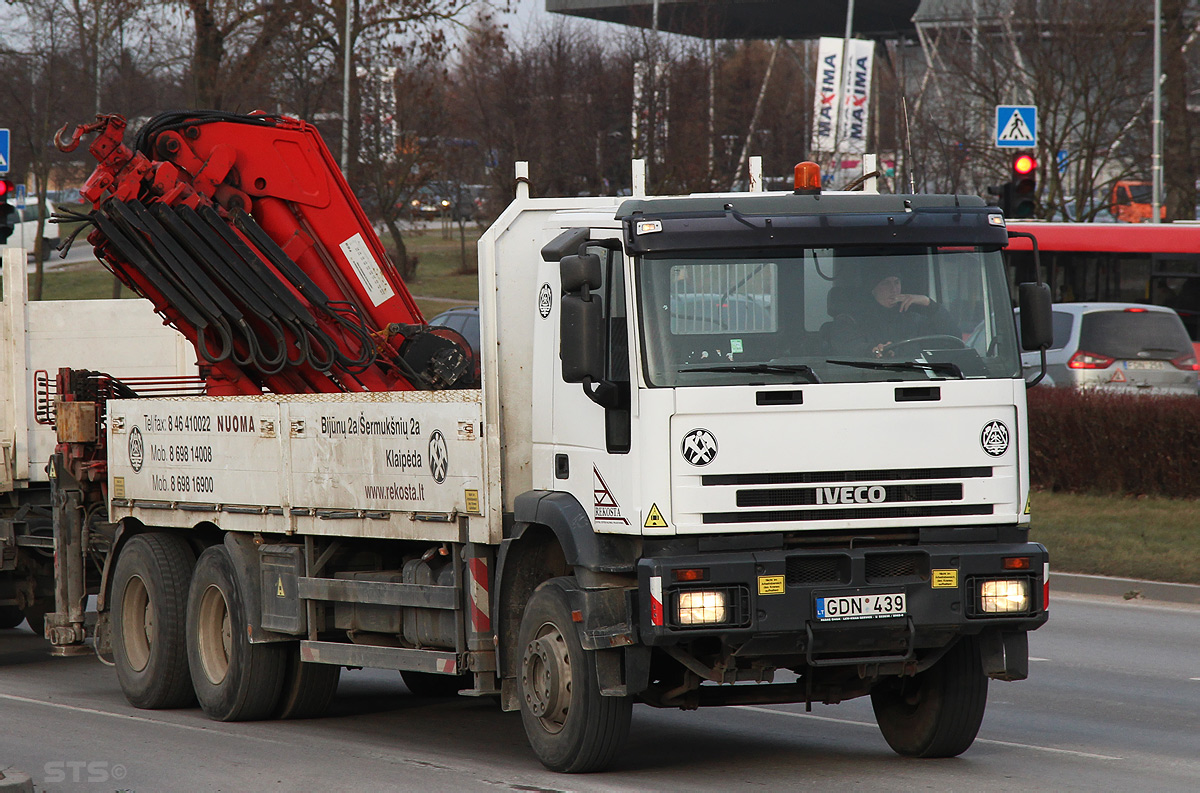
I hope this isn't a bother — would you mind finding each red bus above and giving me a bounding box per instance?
[1005,221,1200,348]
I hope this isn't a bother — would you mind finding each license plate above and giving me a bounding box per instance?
[815,592,906,621]
[1125,360,1166,370]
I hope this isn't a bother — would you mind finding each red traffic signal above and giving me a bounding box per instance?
[0,178,13,198]
[1012,154,1037,176]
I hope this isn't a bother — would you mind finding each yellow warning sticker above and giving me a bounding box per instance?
[931,569,959,589]
[1024,495,1031,515]
[644,503,668,528]
[112,476,125,500]
[276,576,286,597]
[758,575,786,595]
[464,489,480,514]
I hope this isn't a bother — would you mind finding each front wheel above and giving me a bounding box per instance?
[870,636,988,758]
[186,545,286,721]
[518,578,632,773]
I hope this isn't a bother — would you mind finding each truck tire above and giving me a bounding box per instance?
[186,545,286,721]
[401,670,470,698]
[111,533,197,709]
[517,577,632,773]
[870,636,988,758]
[0,605,24,629]
[275,649,340,719]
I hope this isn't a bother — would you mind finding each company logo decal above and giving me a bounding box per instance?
[593,466,630,524]
[128,426,144,473]
[538,283,553,319]
[980,420,1010,457]
[428,429,449,483]
[816,485,886,505]
[681,428,718,466]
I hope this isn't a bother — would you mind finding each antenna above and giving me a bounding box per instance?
[901,97,916,194]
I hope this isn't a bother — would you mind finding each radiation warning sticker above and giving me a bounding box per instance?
[931,569,959,589]
[644,503,668,529]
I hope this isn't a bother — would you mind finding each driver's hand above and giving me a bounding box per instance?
[896,294,931,312]
[872,342,893,358]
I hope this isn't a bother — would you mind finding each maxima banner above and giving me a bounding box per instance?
[810,37,874,155]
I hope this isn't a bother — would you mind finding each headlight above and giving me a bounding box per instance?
[676,590,727,625]
[979,579,1029,613]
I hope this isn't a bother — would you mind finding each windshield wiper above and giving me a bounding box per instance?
[826,359,965,379]
[678,363,821,383]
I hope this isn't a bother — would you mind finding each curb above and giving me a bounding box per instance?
[0,768,34,793]
[1052,572,1200,606]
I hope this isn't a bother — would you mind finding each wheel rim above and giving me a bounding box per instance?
[120,575,152,672]
[196,583,232,685]
[521,621,572,734]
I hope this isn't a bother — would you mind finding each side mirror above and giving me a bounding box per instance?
[1018,282,1053,351]
[560,293,604,382]
[560,253,602,293]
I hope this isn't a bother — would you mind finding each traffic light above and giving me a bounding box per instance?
[986,181,1014,215]
[1010,153,1037,218]
[0,178,14,244]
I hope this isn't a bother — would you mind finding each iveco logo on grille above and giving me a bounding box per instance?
[816,485,886,505]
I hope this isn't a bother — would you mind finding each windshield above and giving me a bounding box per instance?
[637,246,1021,386]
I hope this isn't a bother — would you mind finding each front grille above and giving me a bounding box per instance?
[703,466,992,487]
[703,503,994,524]
[737,483,963,508]
[786,555,850,586]
[865,552,928,583]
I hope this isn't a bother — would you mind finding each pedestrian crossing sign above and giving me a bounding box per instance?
[995,105,1037,148]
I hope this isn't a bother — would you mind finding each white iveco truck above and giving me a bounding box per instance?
[5,160,1052,773]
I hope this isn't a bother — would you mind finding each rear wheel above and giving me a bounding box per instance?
[275,649,341,719]
[518,578,631,773]
[871,636,988,758]
[111,533,197,709]
[187,545,286,721]
[0,605,24,629]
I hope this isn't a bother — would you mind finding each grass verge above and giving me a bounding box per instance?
[1030,490,1200,585]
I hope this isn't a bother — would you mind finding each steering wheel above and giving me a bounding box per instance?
[881,334,967,358]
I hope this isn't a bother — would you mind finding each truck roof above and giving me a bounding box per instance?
[613,191,1006,255]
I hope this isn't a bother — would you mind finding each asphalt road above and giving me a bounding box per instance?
[2,592,1198,792]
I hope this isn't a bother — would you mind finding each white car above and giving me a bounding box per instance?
[5,199,60,259]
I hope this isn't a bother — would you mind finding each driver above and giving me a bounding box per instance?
[829,269,958,357]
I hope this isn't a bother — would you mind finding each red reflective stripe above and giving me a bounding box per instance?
[468,557,490,632]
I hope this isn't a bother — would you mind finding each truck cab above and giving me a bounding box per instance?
[480,168,1047,765]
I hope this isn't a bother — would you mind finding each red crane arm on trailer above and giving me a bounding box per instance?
[56,111,470,396]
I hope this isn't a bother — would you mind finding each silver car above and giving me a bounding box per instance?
[1019,302,1199,394]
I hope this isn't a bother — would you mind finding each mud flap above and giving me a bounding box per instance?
[979,629,1028,681]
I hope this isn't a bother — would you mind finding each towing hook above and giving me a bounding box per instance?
[54,113,126,153]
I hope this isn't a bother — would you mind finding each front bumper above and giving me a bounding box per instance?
[636,540,1048,661]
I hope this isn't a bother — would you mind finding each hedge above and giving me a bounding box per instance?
[1027,387,1200,498]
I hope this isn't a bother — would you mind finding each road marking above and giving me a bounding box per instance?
[1190,677,1200,681]
[0,692,288,745]
[1029,657,1050,662]
[736,706,1123,761]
